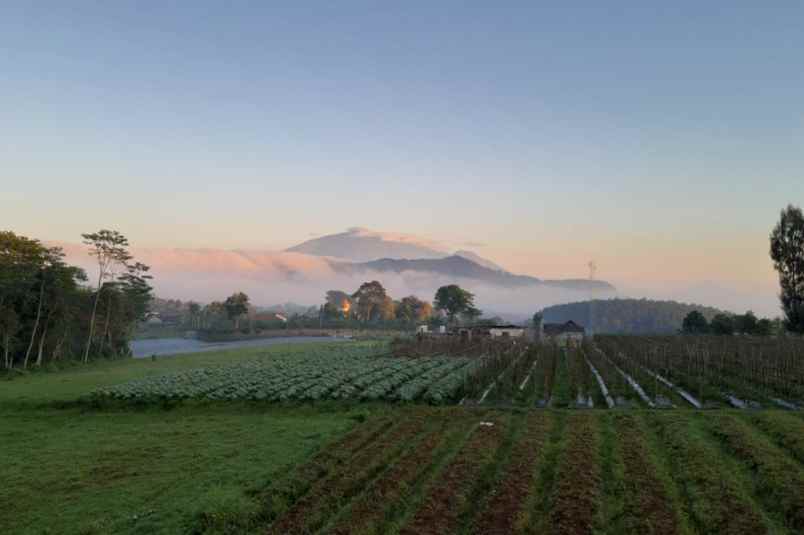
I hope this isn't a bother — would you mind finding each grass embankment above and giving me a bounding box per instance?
[0,342,373,535]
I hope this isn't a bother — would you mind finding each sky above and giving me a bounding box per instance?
[2,2,803,316]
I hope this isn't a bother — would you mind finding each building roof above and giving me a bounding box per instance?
[543,320,585,335]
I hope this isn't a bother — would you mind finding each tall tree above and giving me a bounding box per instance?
[224,292,250,329]
[23,247,70,368]
[33,260,86,366]
[115,262,153,352]
[352,281,387,322]
[770,205,804,334]
[434,285,481,324]
[81,230,132,363]
[0,231,48,368]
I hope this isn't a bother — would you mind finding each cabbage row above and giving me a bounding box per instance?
[90,345,476,404]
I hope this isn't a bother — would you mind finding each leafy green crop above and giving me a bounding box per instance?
[90,344,474,405]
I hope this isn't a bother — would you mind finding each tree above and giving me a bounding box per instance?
[755,318,773,336]
[378,296,396,321]
[681,310,709,334]
[33,259,86,366]
[734,311,758,335]
[81,230,132,363]
[352,281,387,322]
[417,301,433,322]
[770,205,804,334]
[187,302,201,329]
[23,247,73,368]
[115,262,153,351]
[397,295,433,323]
[434,285,481,324]
[324,290,353,319]
[709,313,734,335]
[0,308,19,370]
[224,292,250,330]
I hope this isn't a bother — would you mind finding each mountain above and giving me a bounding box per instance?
[55,232,616,315]
[287,227,448,262]
[454,250,506,271]
[332,255,615,293]
[288,227,514,275]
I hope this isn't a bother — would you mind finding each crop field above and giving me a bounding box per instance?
[250,407,804,535]
[596,335,804,409]
[89,344,480,404]
[88,336,804,412]
[5,339,804,534]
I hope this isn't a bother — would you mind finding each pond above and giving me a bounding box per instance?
[130,336,346,358]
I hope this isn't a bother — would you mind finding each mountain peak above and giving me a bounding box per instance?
[286,227,449,262]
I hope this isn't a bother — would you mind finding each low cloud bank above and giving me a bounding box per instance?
[61,243,778,319]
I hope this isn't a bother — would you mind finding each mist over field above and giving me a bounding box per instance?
[57,242,607,319]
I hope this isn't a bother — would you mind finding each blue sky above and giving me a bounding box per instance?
[2,1,803,313]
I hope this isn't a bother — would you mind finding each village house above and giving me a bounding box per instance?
[487,324,526,338]
[541,320,586,346]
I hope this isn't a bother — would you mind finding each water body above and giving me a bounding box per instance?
[131,336,346,358]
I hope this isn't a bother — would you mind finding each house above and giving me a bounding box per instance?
[451,325,525,339]
[541,320,585,346]
[488,325,526,338]
[144,313,163,325]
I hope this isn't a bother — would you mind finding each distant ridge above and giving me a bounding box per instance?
[454,250,506,271]
[542,298,726,334]
[332,255,616,292]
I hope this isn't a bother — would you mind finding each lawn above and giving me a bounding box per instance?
[0,343,372,535]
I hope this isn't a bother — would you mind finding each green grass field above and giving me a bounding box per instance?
[3,342,804,535]
[0,344,372,535]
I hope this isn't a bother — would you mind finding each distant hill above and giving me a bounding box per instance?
[334,255,616,293]
[454,250,506,271]
[542,298,727,334]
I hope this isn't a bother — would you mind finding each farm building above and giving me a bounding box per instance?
[541,320,585,346]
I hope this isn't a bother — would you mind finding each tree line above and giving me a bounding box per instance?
[322,281,482,326]
[145,281,486,336]
[681,310,781,336]
[0,229,152,370]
